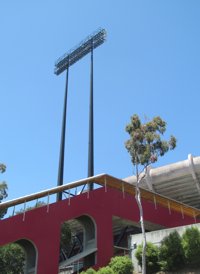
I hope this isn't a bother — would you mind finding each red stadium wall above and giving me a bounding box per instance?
[0,186,197,273]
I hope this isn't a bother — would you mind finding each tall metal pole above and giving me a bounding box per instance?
[57,66,69,201]
[88,42,94,190]
[54,29,106,194]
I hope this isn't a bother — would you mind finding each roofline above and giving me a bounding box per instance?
[1,173,200,220]
[123,154,200,186]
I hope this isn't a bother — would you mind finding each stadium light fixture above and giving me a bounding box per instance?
[55,28,106,200]
[54,28,106,75]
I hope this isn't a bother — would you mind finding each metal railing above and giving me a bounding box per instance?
[0,173,200,221]
[0,174,106,218]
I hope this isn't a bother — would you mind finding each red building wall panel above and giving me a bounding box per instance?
[0,186,197,273]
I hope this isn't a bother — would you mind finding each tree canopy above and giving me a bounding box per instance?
[135,242,160,274]
[0,163,7,200]
[125,115,176,170]
[0,243,25,274]
[182,227,200,268]
[0,163,8,218]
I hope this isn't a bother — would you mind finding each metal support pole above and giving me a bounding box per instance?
[88,43,94,190]
[57,67,69,201]
[54,29,106,194]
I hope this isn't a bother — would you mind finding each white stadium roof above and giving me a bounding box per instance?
[124,154,200,209]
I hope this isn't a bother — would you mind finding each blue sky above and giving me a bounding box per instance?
[1,1,200,201]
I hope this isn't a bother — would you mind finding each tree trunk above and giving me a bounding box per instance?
[135,176,146,274]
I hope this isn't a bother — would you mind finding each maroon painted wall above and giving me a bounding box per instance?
[0,186,197,273]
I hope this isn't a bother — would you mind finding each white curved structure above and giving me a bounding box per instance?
[124,154,200,209]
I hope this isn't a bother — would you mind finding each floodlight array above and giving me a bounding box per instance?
[54,28,107,75]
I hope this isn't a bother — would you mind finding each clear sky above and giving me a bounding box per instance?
[1,1,200,202]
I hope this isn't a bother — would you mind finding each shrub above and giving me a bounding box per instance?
[0,243,25,274]
[135,242,160,274]
[182,226,200,268]
[159,231,185,271]
[108,256,133,274]
[80,268,96,274]
[97,266,114,274]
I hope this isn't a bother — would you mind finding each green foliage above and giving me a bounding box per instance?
[97,266,114,274]
[108,256,133,274]
[0,164,7,201]
[0,243,25,274]
[80,268,96,274]
[135,242,160,274]
[0,164,6,173]
[159,231,185,271]
[0,182,7,218]
[182,226,200,268]
[81,256,133,274]
[125,115,176,167]
[0,164,8,218]
[60,221,72,255]
[135,228,200,272]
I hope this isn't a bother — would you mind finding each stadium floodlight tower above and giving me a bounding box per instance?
[54,28,107,201]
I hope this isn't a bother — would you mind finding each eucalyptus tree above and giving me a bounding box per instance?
[0,163,7,218]
[125,114,176,274]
